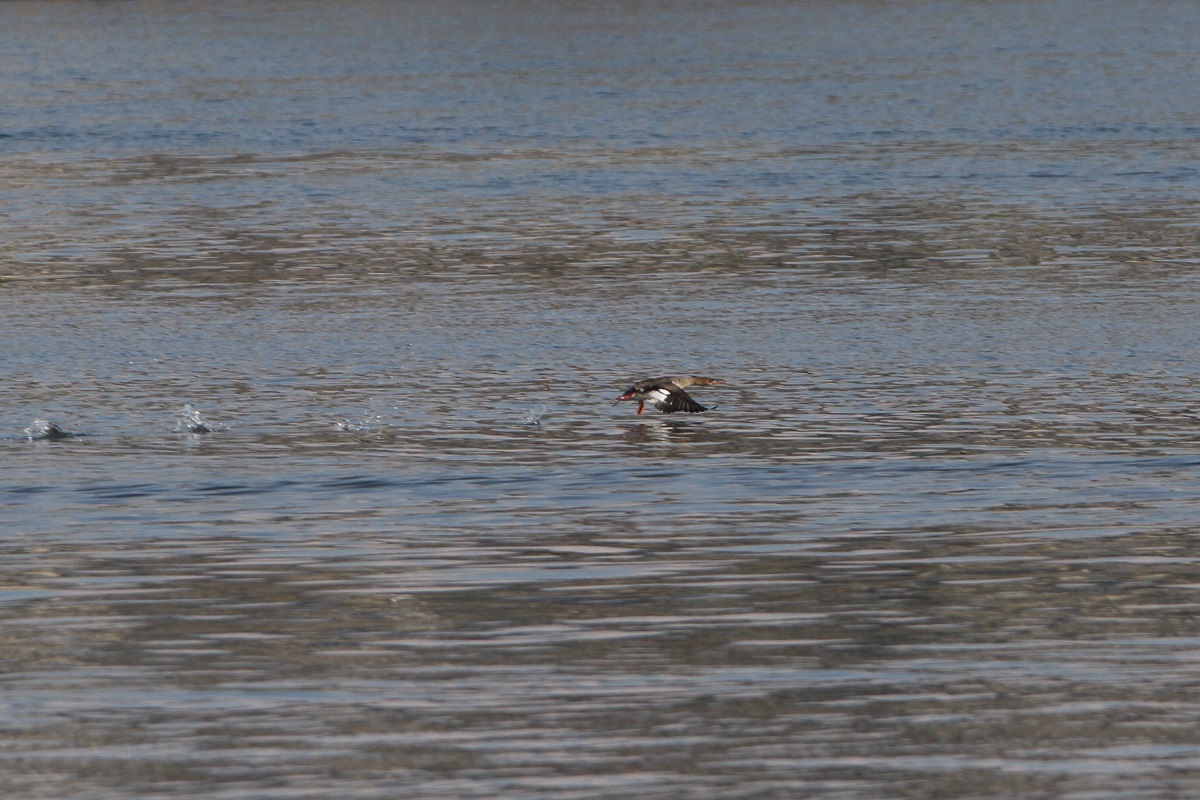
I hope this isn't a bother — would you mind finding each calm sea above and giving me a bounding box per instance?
[5,1,1200,797]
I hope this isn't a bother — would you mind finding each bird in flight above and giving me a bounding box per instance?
[613,376,725,414]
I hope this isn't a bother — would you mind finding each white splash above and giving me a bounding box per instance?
[335,413,388,433]
[176,403,214,433]
[25,418,69,440]
[524,403,548,425]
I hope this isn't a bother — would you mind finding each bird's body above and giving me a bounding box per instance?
[614,376,725,414]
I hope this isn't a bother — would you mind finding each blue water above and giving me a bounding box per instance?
[6,1,1200,798]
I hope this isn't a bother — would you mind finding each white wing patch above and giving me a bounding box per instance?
[648,388,673,403]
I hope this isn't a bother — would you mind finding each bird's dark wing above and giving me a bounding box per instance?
[647,386,708,413]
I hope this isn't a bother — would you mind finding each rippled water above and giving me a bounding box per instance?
[6,1,1200,797]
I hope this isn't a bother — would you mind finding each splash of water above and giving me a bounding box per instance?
[524,404,548,425]
[335,413,388,433]
[24,418,78,440]
[176,403,214,433]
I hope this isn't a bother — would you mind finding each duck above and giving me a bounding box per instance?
[613,376,725,414]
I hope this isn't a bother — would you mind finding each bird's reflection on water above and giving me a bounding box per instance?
[619,417,711,443]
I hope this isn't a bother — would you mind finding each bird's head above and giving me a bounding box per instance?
[613,386,638,404]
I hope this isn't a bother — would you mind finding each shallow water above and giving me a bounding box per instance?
[6,1,1200,798]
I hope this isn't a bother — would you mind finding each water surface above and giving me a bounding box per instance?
[5,1,1200,798]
